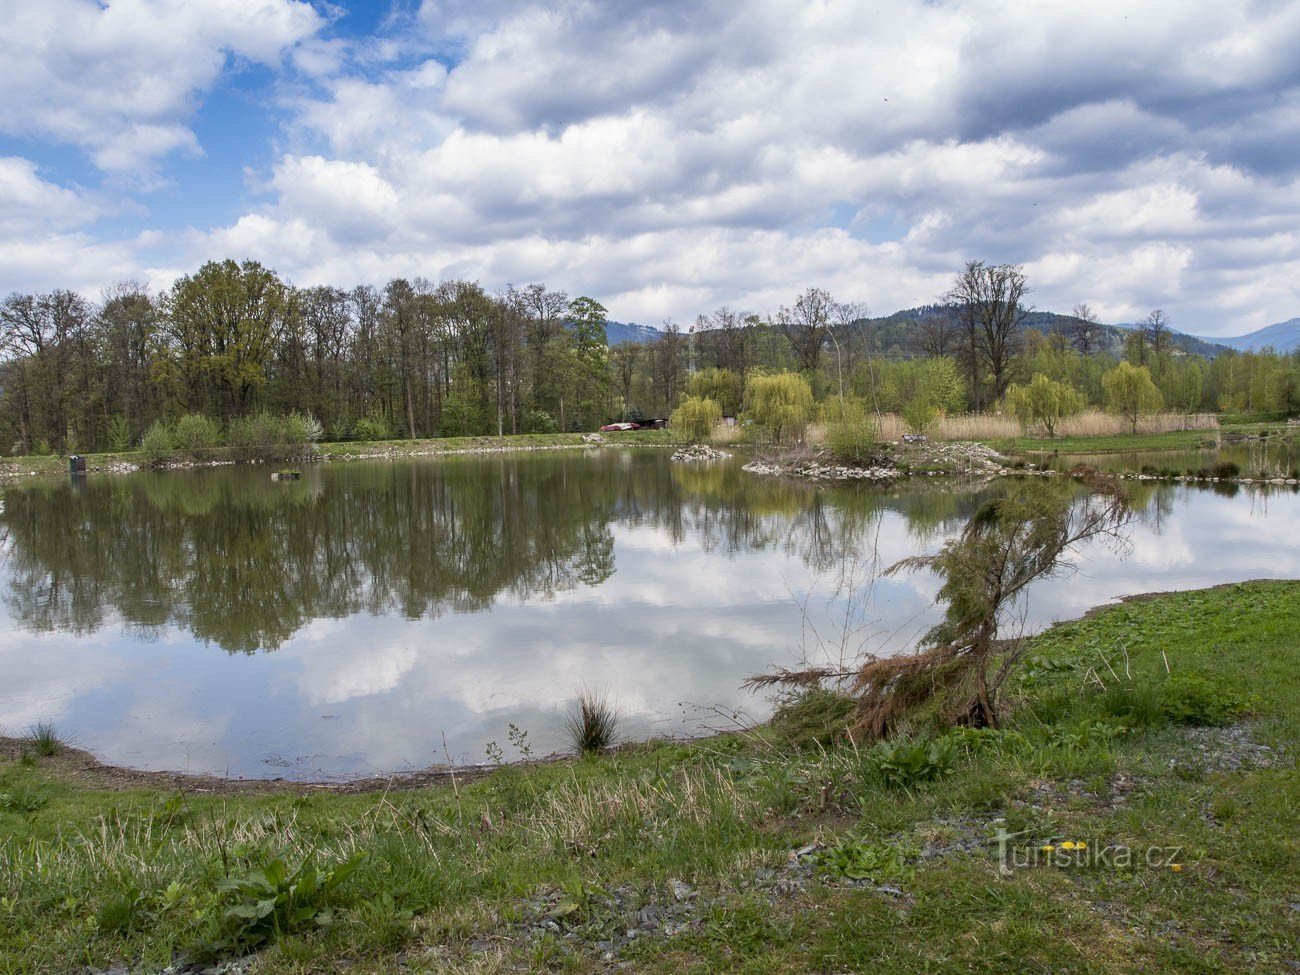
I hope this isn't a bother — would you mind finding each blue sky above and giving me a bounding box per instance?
[1,0,1298,335]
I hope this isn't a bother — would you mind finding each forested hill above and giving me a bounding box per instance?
[605,321,663,346]
[855,305,1232,359]
[612,306,1235,358]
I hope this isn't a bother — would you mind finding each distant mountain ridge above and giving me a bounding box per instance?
[603,309,1297,357]
[604,320,664,346]
[1189,318,1300,353]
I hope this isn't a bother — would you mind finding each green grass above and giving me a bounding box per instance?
[990,429,1221,455]
[1,582,1297,972]
[992,418,1295,457]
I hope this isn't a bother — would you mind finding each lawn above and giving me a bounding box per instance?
[2,582,1297,973]
[988,429,1222,455]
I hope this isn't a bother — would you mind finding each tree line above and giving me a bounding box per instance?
[1,258,1296,455]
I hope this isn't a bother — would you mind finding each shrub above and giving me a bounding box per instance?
[563,689,620,756]
[226,412,318,461]
[351,414,394,442]
[287,413,324,444]
[823,397,880,464]
[172,413,223,457]
[141,419,178,464]
[522,409,558,434]
[107,414,132,452]
[670,396,722,443]
[770,687,856,749]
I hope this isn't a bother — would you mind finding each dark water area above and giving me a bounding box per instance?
[1,450,1297,779]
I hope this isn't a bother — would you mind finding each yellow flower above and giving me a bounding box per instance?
[1076,842,1088,850]
[1039,845,1055,853]
[1060,841,1076,850]
[1170,863,1183,872]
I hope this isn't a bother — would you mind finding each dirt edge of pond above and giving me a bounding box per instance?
[0,734,570,796]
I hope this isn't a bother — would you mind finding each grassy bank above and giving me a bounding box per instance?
[989,429,1223,455]
[2,582,1296,973]
[0,429,679,479]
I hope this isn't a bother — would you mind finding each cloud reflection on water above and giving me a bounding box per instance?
[0,454,1296,778]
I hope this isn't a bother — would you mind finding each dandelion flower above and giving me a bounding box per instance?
[1060,841,1076,850]
[1170,864,1183,873]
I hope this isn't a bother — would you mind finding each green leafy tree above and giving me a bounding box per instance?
[1005,373,1086,438]
[568,296,612,429]
[743,372,814,445]
[1103,361,1163,433]
[686,367,742,416]
[670,395,722,442]
[162,260,287,418]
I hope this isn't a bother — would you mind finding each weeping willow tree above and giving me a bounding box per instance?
[748,476,1132,740]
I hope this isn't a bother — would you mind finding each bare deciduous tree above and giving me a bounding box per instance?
[1069,303,1105,356]
[914,310,959,358]
[1142,309,1172,361]
[777,287,834,374]
[946,261,1030,410]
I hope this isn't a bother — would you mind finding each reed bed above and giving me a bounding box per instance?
[1055,410,1218,436]
[875,410,1218,441]
[707,423,747,445]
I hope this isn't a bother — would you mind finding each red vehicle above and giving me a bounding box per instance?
[599,421,641,432]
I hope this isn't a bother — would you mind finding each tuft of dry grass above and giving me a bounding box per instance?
[802,422,827,446]
[527,766,752,854]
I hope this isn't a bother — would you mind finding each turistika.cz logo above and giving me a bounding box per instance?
[992,827,1184,875]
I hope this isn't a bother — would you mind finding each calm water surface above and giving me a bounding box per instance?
[1,449,1297,778]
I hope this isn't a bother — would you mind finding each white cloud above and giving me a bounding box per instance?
[3,0,1300,333]
[0,0,323,173]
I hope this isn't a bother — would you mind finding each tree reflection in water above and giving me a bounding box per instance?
[0,451,1187,655]
[0,452,1003,652]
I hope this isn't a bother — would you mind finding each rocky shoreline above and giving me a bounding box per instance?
[741,440,1007,482]
[671,443,732,462]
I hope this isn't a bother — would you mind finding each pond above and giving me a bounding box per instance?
[1,449,1297,779]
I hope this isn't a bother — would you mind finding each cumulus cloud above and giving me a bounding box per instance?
[2,0,1300,333]
[0,0,323,173]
